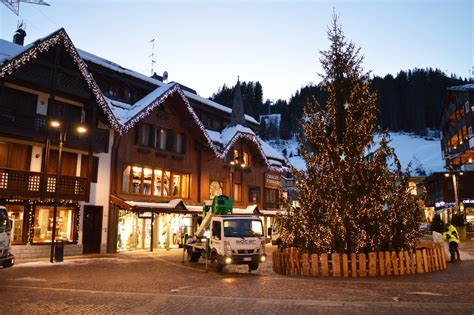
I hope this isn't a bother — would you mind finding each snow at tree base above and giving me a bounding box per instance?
[269,132,444,175]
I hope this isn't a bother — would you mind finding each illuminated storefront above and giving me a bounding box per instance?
[2,200,79,245]
[116,208,193,252]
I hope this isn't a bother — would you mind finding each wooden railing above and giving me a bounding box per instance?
[272,242,446,277]
[0,168,88,201]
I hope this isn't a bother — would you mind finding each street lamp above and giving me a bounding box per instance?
[49,120,87,263]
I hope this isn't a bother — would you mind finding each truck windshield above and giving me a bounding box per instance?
[223,219,263,238]
[0,210,9,233]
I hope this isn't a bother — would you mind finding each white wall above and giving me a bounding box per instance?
[79,129,114,250]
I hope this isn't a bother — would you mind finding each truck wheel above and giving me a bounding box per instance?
[2,258,14,268]
[248,262,259,271]
[211,254,224,273]
[187,249,201,263]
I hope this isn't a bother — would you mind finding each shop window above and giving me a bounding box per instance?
[172,174,180,197]
[6,204,25,244]
[132,166,143,193]
[153,169,162,196]
[143,168,152,195]
[181,174,190,199]
[233,184,241,202]
[123,165,189,198]
[210,181,224,200]
[33,206,75,243]
[249,187,260,204]
[163,171,170,196]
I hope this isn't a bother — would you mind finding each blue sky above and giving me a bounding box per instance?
[1,0,472,101]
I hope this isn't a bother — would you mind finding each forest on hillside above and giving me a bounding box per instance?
[210,68,469,139]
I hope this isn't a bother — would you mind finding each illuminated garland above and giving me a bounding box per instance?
[0,28,122,132]
[0,28,287,174]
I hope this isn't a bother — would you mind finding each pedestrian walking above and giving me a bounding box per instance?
[443,223,461,262]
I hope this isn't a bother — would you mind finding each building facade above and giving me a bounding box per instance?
[0,28,287,257]
[440,84,474,170]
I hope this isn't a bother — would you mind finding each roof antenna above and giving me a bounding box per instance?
[2,0,49,16]
[149,38,156,76]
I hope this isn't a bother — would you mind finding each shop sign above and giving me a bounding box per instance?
[435,201,455,209]
[462,199,474,205]
[265,174,281,188]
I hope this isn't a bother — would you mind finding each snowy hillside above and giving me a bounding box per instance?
[268,133,444,175]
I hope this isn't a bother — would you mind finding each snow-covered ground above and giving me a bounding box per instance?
[268,132,445,175]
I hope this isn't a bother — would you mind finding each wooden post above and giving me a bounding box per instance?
[332,253,341,277]
[416,250,424,273]
[404,251,411,275]
[311,254,319,276]
[368,252,377,277]
[430,249,436,271]
[434,248,440,271]
[302,253,310,276]
[385,251,391,276]
[391,252,399,276]
[440,246,447,270]
[410,250,416,274]
[359,253,367,277]
[378,252,385,276]
[398,251,405,275]
[342,254,349,277]
[422,249,430,273]
[350,253,357,278]
[321,254,329,277]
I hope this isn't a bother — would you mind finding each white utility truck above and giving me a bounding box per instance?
[0,206,14,268]
[183,195,266,272]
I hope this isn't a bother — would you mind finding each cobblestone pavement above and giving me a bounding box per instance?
[1,245,474,314]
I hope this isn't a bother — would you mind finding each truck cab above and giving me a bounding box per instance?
[209,215,266,272]
[183,195,266,272]
[0,206,15,268]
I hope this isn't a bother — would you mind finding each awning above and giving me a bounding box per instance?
[110,195,201,214]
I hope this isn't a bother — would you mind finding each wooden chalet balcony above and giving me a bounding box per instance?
[0,110,109,153]
[0,168,88,201]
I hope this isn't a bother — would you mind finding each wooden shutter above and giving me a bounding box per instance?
[81,155,99,183]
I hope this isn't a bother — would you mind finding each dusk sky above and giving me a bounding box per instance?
[1,0,472,101]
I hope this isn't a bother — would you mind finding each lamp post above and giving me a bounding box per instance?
[49,120,87,263]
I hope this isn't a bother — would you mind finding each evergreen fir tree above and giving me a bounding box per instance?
[279,15,422,254]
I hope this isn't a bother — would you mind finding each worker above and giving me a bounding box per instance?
[442,223,461,262]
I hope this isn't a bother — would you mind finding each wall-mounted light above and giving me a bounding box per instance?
[444,173,450,178]
[77,126,87,134]
[50,120,60,128]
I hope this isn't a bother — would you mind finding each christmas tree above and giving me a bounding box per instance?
[279,15,422,254]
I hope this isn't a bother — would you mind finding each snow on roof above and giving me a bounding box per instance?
[77,48,259,125]
[447,84,474,92]
[0,39,30,64]
[184,90,259,125]
[105,83,173,125]
[258,137,285,161]
[220,124,255,147]
[206,129,221,144]
[126,199,186,209]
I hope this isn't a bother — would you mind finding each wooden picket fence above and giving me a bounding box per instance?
[272,242,446,277]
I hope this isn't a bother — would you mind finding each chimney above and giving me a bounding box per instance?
[13,28,26,46]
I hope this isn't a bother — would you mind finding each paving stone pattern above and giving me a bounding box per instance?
[1,245,473,314]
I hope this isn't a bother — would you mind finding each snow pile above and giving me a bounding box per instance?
[267,132,444,174]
